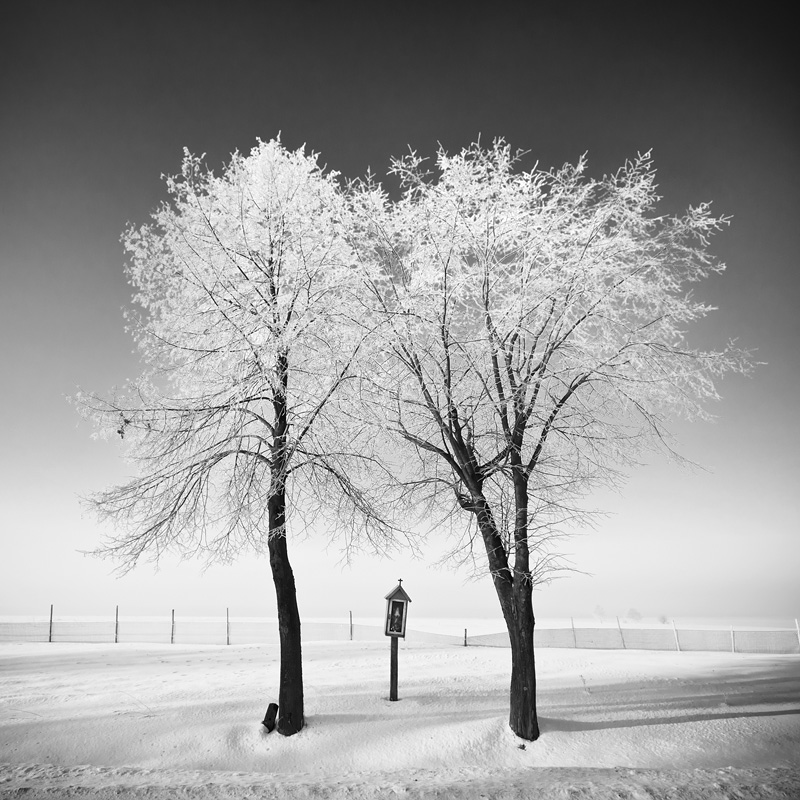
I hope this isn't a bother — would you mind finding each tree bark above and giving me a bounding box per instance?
[507,582,539,740]
[266,349,304,736]
[268,486,304,736]
[509,464,539,741]
[473,493,540,741]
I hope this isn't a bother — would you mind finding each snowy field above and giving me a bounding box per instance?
[1,640,798,799]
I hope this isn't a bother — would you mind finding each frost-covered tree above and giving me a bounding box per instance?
[354,141,750,740]
[76,139,398,736]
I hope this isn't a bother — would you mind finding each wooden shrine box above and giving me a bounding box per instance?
[384,580,411,638]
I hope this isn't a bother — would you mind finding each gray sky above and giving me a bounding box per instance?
[1,2,797,622]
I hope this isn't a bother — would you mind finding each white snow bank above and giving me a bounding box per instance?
[1,642,798,798]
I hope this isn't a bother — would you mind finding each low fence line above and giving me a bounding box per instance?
[466,624,800,654]
[1,609,798,654]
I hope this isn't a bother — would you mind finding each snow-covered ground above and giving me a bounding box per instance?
[1,639,798,798]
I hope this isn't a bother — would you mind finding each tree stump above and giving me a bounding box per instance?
[262,702,278,732]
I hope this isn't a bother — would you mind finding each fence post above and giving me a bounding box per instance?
[115,605,119,644]
[226,608,230,646]
[49,604,53,643]
[795,619,800,649]
[171,609,175,645]
[464,628,467,647]
[571,617,577,648]
[672,620,681,652]
[349,611,353,641]
[730,625,735,653]
[617,616,626,649]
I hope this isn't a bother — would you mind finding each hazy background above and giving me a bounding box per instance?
[1,2,797,623]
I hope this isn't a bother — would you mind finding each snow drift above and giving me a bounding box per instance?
[1,640,798,798]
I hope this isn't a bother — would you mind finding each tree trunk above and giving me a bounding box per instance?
[508,464,539,741]
[489,574,539,741]
[268,487,304,736]
[473,494,540,741]
[266,350,304,736]
[507,585,539,740]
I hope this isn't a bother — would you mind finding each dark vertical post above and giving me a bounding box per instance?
[115,605,119,644]
[571,616,577,648]
[464,628,467,647]
[617,616,626,649]
[49,604,53,643]
[226,608,230,646]
[171,609,175,644]
[349,610,353,641]
[389,635,398,701]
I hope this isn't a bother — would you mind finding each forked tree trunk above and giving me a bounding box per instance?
[490,576,539,741]
[268,485,304,736]
[474,495,540,741]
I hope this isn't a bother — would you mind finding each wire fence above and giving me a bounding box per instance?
[1,608,798,654]
[467,625,800,654]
